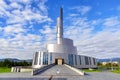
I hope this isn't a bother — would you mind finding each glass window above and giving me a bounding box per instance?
[75,55,77,65]
[85,56,89,65]
[43,53,48,65]
[89,57,91,65]
[39,52,41,65]
[68,54,74,65]
[93,58,96,65]
[34,52,38,65]
[50,53,52,64]
[79,56,81,65]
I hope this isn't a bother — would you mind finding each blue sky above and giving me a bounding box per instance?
[0,0,120,59]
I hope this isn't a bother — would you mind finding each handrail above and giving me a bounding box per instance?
[31,63,55,75]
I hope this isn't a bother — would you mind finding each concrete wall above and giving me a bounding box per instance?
[11,67,33,72]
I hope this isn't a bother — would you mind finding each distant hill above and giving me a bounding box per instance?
[0,58,32,62]
[1,58,120,63]
[97,58,120,62]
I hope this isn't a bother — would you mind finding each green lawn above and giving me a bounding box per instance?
[0,67,11,73]
[111,69,120,74]
[83,69,101,72]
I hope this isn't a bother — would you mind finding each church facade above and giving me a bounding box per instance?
[32,8,97,69]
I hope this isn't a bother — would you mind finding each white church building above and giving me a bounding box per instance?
[32,8,97,69]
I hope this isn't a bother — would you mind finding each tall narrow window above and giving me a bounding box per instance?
[85,56,89,65]
[79,56,81,65]
[75,55,77,65]
[45,53,48,64]
[39,52,41,65]
[43,53,48,65]
[89,57,91,65]
[50,53,52,64]
[68,54,74,65]
[43,53,45,65]
[34,52,38,65]
[93,58,96,65]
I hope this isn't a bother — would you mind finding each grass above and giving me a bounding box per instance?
[83,69,101,72]
[111,69,120,74]
[0,67,11,73]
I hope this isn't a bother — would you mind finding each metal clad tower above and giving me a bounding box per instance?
[47,7,77,54]
[57,7,63,44]
[32,7,97,69]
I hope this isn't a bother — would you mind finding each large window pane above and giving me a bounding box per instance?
[68,54,74,65]
[85,56,89,65]
[50,53,52,64]
[43,53,48,65]
[93,58,96,65]
[79,56,81,65]
[75,55,77,65]
[34,52,39,65]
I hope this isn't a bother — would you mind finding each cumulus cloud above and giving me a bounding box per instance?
[64,13,120,59]
[39,25,56,45]
[9,0,31,4]
[70,6,91,15]
[0,0,53,59]
[103,17,120,27]
[0,1,120,60]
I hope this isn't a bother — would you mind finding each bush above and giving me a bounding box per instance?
[0,59,32,68]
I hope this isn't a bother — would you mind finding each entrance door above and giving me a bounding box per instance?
[58,58,62,65]
[55,58,64,65]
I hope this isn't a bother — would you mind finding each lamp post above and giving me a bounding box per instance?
[110,58,113,71]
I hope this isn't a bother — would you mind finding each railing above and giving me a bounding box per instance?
[32,63,55,75]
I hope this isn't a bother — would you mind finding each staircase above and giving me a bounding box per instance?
[33,64,84,76]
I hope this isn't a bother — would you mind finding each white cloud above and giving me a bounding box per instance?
[4,25,25,34]
[10,2,23,9]
[1,1,120,60]
[9,0,31,4]
[0,0,10,16]
[39,25,56,44]
[64,14,120,59]
[0,32,44,59]
[68,13,80,17]
[0,0,52,59]
[103,17,120,27]
[70,6,91,15]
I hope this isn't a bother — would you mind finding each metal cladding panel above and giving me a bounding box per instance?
[32,51,44,68]
[61,38,73,45]
[57,37,73,45]
[47,44,77,54]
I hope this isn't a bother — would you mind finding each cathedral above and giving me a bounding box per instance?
[32,8,97,69]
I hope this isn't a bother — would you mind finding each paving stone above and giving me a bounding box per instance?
[0,65,120,80]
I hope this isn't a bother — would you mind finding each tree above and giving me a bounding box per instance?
[3,59,12,67]
[0,59,32,67]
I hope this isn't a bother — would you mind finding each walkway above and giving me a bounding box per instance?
[0,65,120,80]
[36,65,80,76]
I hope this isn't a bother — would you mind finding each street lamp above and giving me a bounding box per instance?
[110,58,113,71]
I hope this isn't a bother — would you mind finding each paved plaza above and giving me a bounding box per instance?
[0,65,120,80]
[0,72,120,80]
